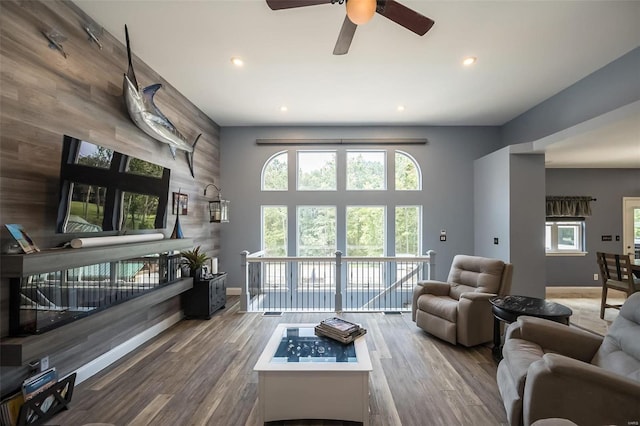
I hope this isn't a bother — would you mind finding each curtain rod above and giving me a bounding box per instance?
[256,138,428,145]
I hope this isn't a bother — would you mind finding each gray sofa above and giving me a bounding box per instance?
[497,291,640,426]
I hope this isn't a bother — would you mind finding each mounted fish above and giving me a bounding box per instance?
[122,25,201,178]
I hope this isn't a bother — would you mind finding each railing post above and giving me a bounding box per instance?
[335,250,342,312]
[240,250,249,312]
[426,250,436,280]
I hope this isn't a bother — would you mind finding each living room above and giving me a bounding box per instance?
[0,1,639,425]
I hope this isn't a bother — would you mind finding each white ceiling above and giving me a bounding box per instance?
[73,0,640,167]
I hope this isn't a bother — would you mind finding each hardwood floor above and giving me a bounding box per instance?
[54,297,508,426]
[53,290,614,426]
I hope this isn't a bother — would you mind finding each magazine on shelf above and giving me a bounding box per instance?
[0,391,24,426]
[22,368,58,401]
[5,224,40,254]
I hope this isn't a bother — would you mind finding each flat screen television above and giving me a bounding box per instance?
[56,135,170,234]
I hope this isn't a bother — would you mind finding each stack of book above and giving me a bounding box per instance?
[315,317,367,344]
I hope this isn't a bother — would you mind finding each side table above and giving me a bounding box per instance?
[182,272,227,319]
[489,295,572,360]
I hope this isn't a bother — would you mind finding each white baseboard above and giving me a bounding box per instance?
[227,287,241,296]
[73,311,182,384]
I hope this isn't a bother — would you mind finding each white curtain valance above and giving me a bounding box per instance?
[546,196,594,217]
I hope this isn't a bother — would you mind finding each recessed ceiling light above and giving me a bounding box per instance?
[280,106,288,112]
[397,105,405,112]
[230,57,244,67]
[462,56,477,66]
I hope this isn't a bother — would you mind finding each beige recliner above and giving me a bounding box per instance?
[497,291,640,426]
[411,255,513,347]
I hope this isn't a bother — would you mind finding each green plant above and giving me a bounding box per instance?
[180,246,211,272]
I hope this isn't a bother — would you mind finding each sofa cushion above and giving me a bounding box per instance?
[591,294,640,381]
[417,294,457,322]
[447,255,505,298]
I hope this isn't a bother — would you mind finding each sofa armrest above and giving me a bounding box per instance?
[524,353,640,426]
[412,280,450,321]
[507,316,603,362]
[415,280,451,295]
[459,291,496,301]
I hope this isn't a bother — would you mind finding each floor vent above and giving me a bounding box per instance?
[383,311,402,315]
[263,311,283,317]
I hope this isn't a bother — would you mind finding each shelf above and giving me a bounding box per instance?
[0,277,193,366]
[1,238,194,277]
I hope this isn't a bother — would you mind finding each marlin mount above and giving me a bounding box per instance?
[122,25,201,178]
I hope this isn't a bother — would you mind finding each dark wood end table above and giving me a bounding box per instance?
[489,295,572,360]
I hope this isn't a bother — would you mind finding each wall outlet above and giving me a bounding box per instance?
[40,355,49,372]
[593,273,599,281]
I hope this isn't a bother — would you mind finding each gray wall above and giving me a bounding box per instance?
[474,147,546,297]
[546,168,640,286]
[220,126,502,287]
[501,47,640,146]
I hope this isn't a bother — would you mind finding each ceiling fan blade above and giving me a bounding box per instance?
[266,0,333,10]
[333,16,357,55]
[376,0,435,36]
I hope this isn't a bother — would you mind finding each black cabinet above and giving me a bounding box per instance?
[182,272,226,319]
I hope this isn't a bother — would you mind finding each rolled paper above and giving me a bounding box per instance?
[211,258,218,274]
[70,233,164,249]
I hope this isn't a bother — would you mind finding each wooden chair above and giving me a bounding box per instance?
[596,252,640,319]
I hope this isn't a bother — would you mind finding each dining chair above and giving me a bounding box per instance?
[596,251,640,319]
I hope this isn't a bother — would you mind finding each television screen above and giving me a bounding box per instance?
[56,135,170,234]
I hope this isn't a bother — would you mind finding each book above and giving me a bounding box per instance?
[315,317,367,344]
[22,368,57,401]
[315,326,367,344]
[319,317,360,335]
[5,224,40,254]
[0,391,23,426]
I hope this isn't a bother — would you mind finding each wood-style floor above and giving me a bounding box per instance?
[54,291,613,426]
[54,296,507,426]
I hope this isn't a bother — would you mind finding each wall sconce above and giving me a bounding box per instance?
[204,183,229,223]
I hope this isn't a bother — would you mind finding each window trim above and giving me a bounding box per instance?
[296,150,338,192]
[545,218,587,256]
[261,150,288,191]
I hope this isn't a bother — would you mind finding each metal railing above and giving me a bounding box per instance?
[241,250,435,312]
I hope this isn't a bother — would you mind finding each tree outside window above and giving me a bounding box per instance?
[297,151,336,191]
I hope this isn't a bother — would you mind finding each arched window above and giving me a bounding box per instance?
[260,148,423,257]
[261,151,288,191]
[395,151,421,190]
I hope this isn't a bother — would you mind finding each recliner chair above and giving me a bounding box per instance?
[497,291,640,426]
[411,254,513,347]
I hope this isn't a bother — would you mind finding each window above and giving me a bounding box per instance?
[297,151,336,191]
[262,151,288,191]
[395,151,420,190]
[262,206,288,256]
[346,151,385,190]
[395,206,421,256]
[546,219,585,254]
[297,206,336,256]
[260,149,423,259]
[346,206,385,256]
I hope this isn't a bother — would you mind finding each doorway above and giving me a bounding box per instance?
[622,197,640,260]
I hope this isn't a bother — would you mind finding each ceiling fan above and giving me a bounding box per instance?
[266,0,435,55]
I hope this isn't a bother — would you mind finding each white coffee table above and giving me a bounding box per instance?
[254,323,372,425]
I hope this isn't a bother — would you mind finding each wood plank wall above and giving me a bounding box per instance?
[0,0,220,394]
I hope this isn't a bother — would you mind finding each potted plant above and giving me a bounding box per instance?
[180,246,210,280]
